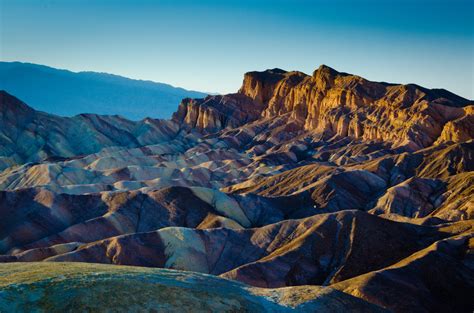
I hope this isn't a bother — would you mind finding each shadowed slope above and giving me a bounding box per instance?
[11,211,471,289]
[332,234,474,313]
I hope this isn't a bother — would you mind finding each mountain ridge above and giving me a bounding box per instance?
[0,61,208,120]
[175,65,473,150]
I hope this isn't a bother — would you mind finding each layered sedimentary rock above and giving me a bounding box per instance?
[0,91,179,170]
[332,234,474,313]
[176,65,472,150]
[0,65,473,312]
[172,94,264,132]
[435,106,474,144]
[30,211,468,287]
[0,186,312,255]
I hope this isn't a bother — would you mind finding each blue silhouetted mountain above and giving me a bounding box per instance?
[0,61,207,120]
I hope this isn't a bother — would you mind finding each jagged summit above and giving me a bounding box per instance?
[312,64,342,79]
[241,65,472,106]
[175,65,473,150]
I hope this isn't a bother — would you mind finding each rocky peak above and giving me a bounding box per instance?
[238,68,288,104]
[311,64,341,88]
[174,65,473,150]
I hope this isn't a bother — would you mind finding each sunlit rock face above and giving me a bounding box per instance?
[0,65,472,312]
[237,65,472,150]
[435,106,474,144]
[173,64,472,150]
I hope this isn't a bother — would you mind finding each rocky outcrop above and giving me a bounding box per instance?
[416,140,474,179]
[235,65,472,150]
[172,94,264,132]
[239,68,297,105]
[435,106,474,144]
[174,65,472,149]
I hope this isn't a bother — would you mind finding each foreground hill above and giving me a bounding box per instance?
[0,62,207,120]
[0,65,472,312]
[0,262,386,312]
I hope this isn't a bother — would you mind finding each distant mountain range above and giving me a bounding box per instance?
[0,61,207,120]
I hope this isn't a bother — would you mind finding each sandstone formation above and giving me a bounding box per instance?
[0,65,473,312]
[178,65,473,150]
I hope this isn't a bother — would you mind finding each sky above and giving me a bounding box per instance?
[1,0,473,98]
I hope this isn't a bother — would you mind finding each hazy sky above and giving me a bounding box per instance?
[1,0,473,98]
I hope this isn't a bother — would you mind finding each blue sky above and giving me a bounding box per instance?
[1,0,473,98]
